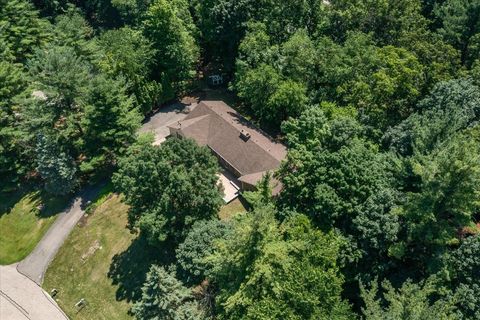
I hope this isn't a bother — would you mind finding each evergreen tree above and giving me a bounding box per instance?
[0,61,28,184]
[80,75,141,174]
[361,277,458,320]
[133,265,205,320]
[35,134,77,195]
[0,0,50,61]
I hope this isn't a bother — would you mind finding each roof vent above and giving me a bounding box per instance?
[240,129,251,141]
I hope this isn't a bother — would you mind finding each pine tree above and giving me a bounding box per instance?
[132,265,205,320]
[35,134,77,195]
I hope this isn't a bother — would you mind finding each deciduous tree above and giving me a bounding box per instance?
[113,137,223,245]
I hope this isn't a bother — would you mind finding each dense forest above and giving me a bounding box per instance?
[1,0,480,319]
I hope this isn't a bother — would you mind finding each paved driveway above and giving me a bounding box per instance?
[0,104,189,320]
[0,264,67,320]
[139,102,188,144]
[0,186,102,320]
[17,186,102,285]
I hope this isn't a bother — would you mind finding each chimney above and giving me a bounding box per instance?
[240,129,251,141]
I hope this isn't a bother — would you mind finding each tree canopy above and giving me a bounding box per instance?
[2,0,480,318]
[113,137,223,245]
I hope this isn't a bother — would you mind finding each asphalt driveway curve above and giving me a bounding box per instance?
[1,186,102,320]
[17,186,103,285]
[0,102,189,320]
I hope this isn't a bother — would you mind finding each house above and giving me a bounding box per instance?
[168,101,287,198]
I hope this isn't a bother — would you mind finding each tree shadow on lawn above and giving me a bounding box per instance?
[0,188,71,219]
[0,188,29,216]
[108,235,176,303]
[37,191,72,218]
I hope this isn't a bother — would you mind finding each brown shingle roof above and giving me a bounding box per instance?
[169,101,287,184]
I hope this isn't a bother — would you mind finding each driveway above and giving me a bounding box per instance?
[17,186,102,285]
[0,186,102,320]
[0,103,189,320]
[139,102,188,144]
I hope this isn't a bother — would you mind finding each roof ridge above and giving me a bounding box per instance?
[198,101,286,160]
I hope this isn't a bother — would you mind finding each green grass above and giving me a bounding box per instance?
[42,192,248,319]
[0,191,69,265]
[43,194,164,320]
[219,197,248,221]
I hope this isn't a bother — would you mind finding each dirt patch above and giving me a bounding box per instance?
[77,214,89,228]
[80,239,102,263]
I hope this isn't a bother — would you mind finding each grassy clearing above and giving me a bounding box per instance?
[0,190,69,265]
[43,194,164,320]
[218,197,248,221]
[43,190,248,319]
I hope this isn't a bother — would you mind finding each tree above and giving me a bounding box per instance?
[327,0,428,46]
[176,219,231,284]
[80,75,141,174]
[351,187,402,282]
[96,27,162,114]
[280,29,317,85]
[113,137,223,245]
[395,133,480,270]
[143,0,199,92]
[434,0,480,64]
[397,31,461,91]
[51,8,96,60]
[27,44,92,115]
[279,107,391,231]
[0,0,50,61]
[384,78,480,157]
[235,64,307,126]
[361,277,458,320]
[316,32,425,129]
[23,41,142,181]
[0,61,29,184]
[110,0,152,25]
[445,235,480,319]
[207,206,353,319]
[132,265,205,320]
[35,134,77,195]
[194,0,330,68]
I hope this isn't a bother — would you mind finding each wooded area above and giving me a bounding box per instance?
[1,0,479,319]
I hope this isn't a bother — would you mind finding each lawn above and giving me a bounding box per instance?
[218,197,248,221]
[0,190,69,265]
[43,193,248,319]
[43,194,164,320]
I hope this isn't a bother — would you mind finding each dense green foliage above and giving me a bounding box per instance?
[113,137,223,245]
[176,219,231,284]
[132,265,205,320]
[207,205,354,319]
[2,0,480,318]
[361,277,458,319]
[445,235,480,319]
[143,0,198,93]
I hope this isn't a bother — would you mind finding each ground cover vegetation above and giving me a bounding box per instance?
[2,0,480,319]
